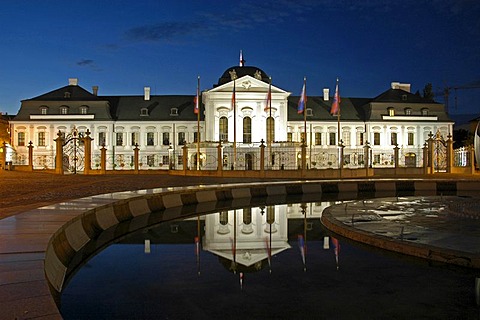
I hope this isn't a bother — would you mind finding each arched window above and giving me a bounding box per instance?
[266,116,275,143]
[219,116,228,142]
[243,116,251,143]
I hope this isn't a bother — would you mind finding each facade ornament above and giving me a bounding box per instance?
[242,80,251,90]
[254,70,262,80]
[229,69,237,80]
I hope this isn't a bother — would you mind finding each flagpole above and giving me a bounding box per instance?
[336,78,341,145]
[233,79,237,170]
[303,77,307,148]
[268,77,272,167]
[196,76,200,171]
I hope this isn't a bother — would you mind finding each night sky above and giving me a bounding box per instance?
[1,0,479,117]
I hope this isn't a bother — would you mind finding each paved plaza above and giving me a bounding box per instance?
[1,171,479,319]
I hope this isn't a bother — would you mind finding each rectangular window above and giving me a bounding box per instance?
[18,132,25,146]
[390,132,397,145]
[300,132,306,143]
[38,132,46,146]
[408,132,414,146]
[147,155,155,166]
[131,132,139,146]
[162,155,169,165]
[373,132,380,145]
[98,132,106,146]
[163,132,170,146]
[178,132,186,145]
[315,132,321,145]
[287,132,293,142]
[177,155,183,165]
[374,154,381,164]
[147,132,154,146]
[357,132,364,146]
[329,132,336,145]
[342,131,351,146]
[194,132,200,143]
[116,132,123,146]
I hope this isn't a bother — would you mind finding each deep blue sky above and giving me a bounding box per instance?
[1,0,479,116]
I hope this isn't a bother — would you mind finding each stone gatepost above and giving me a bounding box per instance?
[260,139,265,173]
[182,145,188,172]
[301,140,307,172]
[422,143,428,175]
[83,129,93,174]
[339,140,345,170]
[27,141,34,171]
[100,145,107,174]
[470,145,476,174]
[133,144,139,173]
[393,144,400,169]
[54,131,64,175]
[363,141,370,176]
[217,141,223,174]
[446,134,453,173]
[1,142,6,170]
[427,132,434,174]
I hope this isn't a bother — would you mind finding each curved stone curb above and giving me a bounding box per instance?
[321,199,480,269]
[45,179,480,296]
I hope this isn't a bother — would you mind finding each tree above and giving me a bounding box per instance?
[422,83,434,101]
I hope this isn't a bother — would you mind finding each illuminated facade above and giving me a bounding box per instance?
[9,66,453,171]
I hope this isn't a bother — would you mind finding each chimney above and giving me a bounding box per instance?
[144,86,150,101]
[68,78,78,86]
[323,88,330,101]
[92,86,98,96]
[391,82,411,93]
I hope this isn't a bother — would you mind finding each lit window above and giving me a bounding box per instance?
[421,108,429,116]
[147,132,155,146]
[40,106,48,115]
[178,132,186,145]
[131,132,139,146]
[287,132,293,142]
[374,132,380,145]
[243,117,251,143]
[404,108,412,115]
[116,132,123,146]
[18,132,25,146]
[388,108,394,116]
[266,117,275,143]
[60,106,68,115]
[219,116,228,142]
[390,132,397,145]
[342,131,351,146]
[80,106,88,114]
[315,132,321,145]
[408,132,414,145]
[38,132,46,146]
[162,132,170,145]
[329,132,336,145]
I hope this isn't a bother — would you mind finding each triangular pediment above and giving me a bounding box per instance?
[207,75,288,94]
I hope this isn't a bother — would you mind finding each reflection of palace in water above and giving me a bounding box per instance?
[136,202,337,272]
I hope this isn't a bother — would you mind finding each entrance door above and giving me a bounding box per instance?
[245,153,253,170]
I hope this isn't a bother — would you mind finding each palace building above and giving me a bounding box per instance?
[9,62,453,172]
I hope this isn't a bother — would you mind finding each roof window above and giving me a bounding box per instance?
[140,108,149,116]
[170,108,178,116]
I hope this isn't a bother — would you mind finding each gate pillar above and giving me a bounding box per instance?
[133,144,139,173]
[446,134,453,173]
[83,129,93,174]
[217,141,223,174]
[27,141,34,171]
[427,132,434,174]
[100,145,107,174]
[393,144,400,169]
[260,139,265,173]
[55,131,64,175]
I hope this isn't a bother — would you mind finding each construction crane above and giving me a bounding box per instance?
[435,81,480,113]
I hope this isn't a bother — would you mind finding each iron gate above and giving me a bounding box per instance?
[63,128,85,174]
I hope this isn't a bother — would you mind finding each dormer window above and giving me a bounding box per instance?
[64,92,71,99]
[60,106,69,115]
[388,107,395,116]
[140,108,149,116]
[306,108,313,116]
[402,94,407,101]
[404,107,412,115]
[421,108,429,116]
[40,106,48,115]
[170,108,178,116]
[80,105,88,115]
